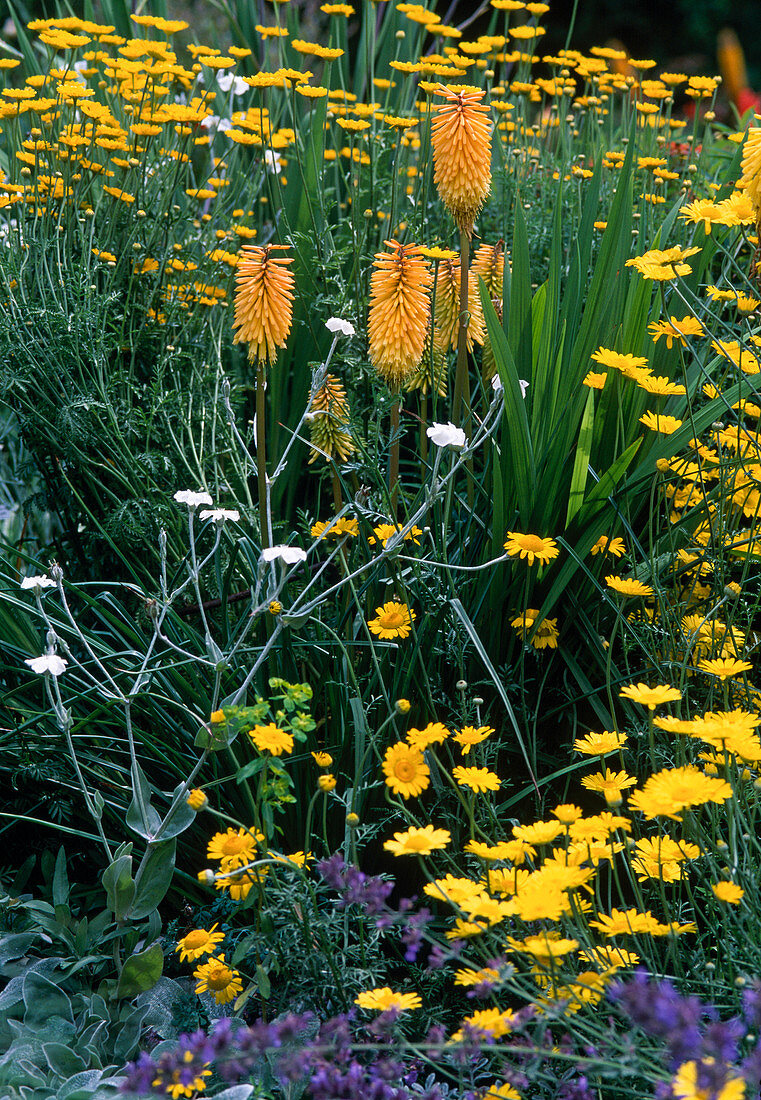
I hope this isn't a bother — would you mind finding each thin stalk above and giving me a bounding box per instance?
[256,358,270,549]
[389,389,401,516]
[453,228,471,426]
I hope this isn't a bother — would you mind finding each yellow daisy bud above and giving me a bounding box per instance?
[186,788,209,812]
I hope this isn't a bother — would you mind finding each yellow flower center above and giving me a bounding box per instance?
[221,835,247,855]
[394,759,418,781]
[205,965,231,990]
[381,610,405,628]
[183,930,208,949]
[407,836,428,851]
[521,534,546,552]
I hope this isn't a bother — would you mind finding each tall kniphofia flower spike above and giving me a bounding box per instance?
[233,244,295,364]
[232,244,295,549]
[368,239,432,388]
[431,84,492,236]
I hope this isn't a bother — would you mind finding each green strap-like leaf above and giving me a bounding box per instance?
[480,282,536,518]
[566,389,596,527]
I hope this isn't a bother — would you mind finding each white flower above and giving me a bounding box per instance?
[491,375,528,398]
[174,490,214,508]
[261,545,307,565]
[20,575,56,591]
[325,317,355,336]
[25,654,67,676]
[217,73,249,96]
[201,115,233,134]
[199,508,241,523]
[264,150,282,175]
[426,421,467,449]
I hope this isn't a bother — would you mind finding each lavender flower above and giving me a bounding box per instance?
[317,854,394,915]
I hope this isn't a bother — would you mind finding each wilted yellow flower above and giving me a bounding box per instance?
[368,240,431,387]
[591,536,626,557]
[233,245,295,364]
[510,609,559,649]
[431,85,492,233]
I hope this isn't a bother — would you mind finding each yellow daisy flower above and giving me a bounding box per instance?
[367,601,415,639]
[382,742,430,798]
[176,924,225,962]
[503,532,559,566]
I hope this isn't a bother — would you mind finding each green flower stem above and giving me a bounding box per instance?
[256,358,270,550]
[453,227,471,427]
[389,389,401,517]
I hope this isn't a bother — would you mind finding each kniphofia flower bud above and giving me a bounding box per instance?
[433,256,484,353]
[472,241,505,300]
[406,328,447,398]
[472,242,505,379]
[308,374,355,463]
[431,85,492,235]
[368,240,432,388]
[233,244,295,364]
